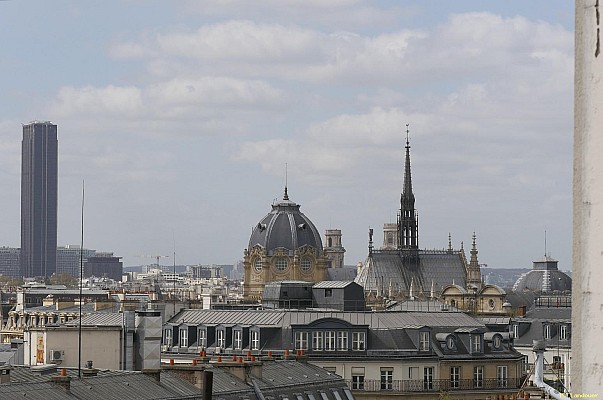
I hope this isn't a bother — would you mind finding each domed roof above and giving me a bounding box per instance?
[248,189,322,255]
[512,269,572,293]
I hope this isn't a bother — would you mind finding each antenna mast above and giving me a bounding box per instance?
[78,180,85,379]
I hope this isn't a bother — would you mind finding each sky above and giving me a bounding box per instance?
[0,1,574,270]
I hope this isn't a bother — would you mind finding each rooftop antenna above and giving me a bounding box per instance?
[78,180,85,379]
[173,230,176,301]
[544,229,547,257]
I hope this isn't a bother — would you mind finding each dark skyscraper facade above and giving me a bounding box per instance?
[21,121,58,278]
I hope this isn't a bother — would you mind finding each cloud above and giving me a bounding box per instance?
[50,85,143,118]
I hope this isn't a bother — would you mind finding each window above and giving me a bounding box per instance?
[497,366,508,387]
[447,335,455,350]
[351,367,365,390]
[323,367,337,374]
[217,329,225,348]
[408,367,418,379]
[337,331,348,350]
[300,258,312,272]
[471,334,481,353]
[295,331,308,350]
[234,330,242,350]
[513,324,519,339]
[250,330,260,350]
[473,366,484,388]
[275,258,288,271]
[493,335,502,349]
[423,367,434,390]
[325,331,336,351]
[254,258,262,272]
[164,328,172,347]
[544,324,552,340]
[419,331,430,351]
[560,325,568,340]
[180,328,188,347]
[325,289,333,297]
[380,368,393,390]
[450,366,460,389]
[312,331,324,351]
[198,329,207,348]
[352,332,365,351]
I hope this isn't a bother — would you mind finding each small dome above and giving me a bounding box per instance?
[248,189,322,256]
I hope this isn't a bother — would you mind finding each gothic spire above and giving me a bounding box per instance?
[399,124,418,250]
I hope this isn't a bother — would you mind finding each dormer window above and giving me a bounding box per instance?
[471,334,481,353]
[250,330,260,350]
[419,331,430,351]
[513,324,519,339]
[217,328,225,348]
[164,328,173,347]
[233,330,243,350]
[560,325,568,340]
[544,324,552,340]
[493,334,502,350]
[446,335,455,350]
[180,328,188,347]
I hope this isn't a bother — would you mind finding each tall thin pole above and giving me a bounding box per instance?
[78,181,85,378]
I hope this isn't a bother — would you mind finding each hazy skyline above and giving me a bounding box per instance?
[0,1,573,270]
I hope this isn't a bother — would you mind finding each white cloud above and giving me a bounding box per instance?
[50,85,143,118]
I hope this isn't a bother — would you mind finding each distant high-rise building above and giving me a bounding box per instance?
[20,121,58,278]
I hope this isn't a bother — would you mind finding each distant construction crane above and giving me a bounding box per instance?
[135,255,169,268]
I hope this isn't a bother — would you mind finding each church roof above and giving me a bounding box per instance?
[248,188,322,255]
[355,249,467,294]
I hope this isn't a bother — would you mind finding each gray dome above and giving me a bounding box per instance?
[248,190,322,256]
[513,255,572,293]
[513,270,572,292]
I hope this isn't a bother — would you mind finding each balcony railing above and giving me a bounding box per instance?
[345,378,523,393]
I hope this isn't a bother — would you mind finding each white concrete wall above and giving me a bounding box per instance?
[574,0,603,392]
[24,328,122,369]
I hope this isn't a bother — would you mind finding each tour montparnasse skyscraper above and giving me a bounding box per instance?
[21,121,58,278]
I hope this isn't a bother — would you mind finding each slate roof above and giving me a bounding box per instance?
[512,306,572,348]
[64,312,126,327]
[313,281,355,289]
[512,269,572,292]
[326,267,357,281]
[2,361,354,400]
[248,195,322,255]
[171,309,484,331]
[355,249,467,294]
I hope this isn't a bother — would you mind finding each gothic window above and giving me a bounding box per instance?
[254,258,262,272]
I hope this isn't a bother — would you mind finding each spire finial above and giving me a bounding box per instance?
[544,229,547,257]
[448,233,452,252]
[283,163,289,200]
[405,123,410,146]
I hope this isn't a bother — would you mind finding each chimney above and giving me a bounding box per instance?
[519,305,527,317]
[82,360,99,377]
[142,369,161,382]
[0,366,11,384]
[50,369,71,392]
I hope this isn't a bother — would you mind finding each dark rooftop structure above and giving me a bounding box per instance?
[0,358,353,400]
[512,255,572,293]
[262,281,366,311]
